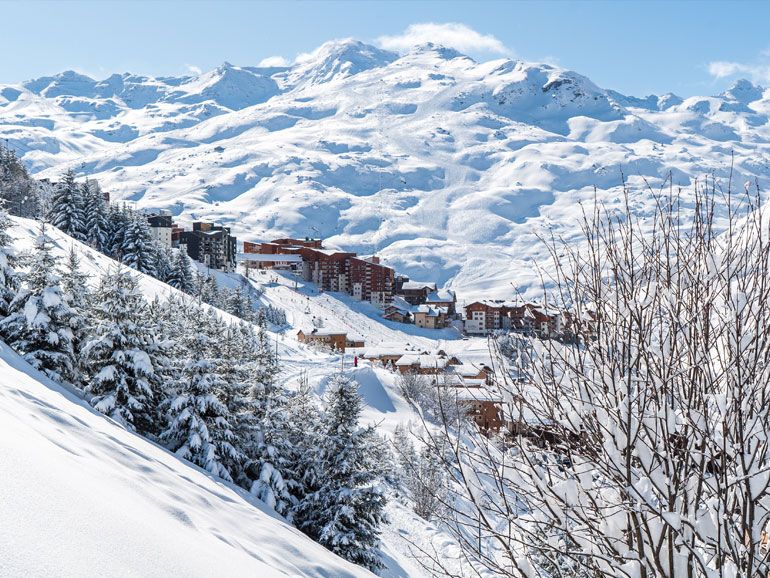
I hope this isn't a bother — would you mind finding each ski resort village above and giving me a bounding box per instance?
[3,8,770,578]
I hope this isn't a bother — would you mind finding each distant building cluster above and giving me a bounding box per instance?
[239,237,395,307]
[147,213,237,272]
[463,299,594,340]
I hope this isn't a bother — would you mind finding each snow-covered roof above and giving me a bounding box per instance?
[450,363,488,377]
[400,281,437,291]
[426,289,455,303]
[362,347,411,358]
[298,328,347,337]
[414,304,447,317]
[395,354,448,369]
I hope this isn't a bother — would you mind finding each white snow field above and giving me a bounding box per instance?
[1,217,484,578]
[3,40,770,300]
[0,342,374,578]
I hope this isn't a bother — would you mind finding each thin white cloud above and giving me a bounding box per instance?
[258,55,290,67]
[185,64,202,75]
[708,59,770,84]
[377,23,511,57]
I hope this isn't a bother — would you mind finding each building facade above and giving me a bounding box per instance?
[179,222,237,271]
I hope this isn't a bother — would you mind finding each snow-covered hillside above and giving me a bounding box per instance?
[0,338,375,577]
[6,38,766,298]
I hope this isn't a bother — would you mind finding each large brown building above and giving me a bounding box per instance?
[239,237,396,306]
[348,256,394,307]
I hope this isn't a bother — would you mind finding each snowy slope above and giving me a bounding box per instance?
[4,40,770,299]
[0,342,374,577]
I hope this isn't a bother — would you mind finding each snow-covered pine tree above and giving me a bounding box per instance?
[82,266,159,433]
[168,248,195,293]
[225,284,253,320]
[294,372,387,571]
[160,326,242,482]
[81,180,109,251]
[282,378,323,506]
[60,245,90,385]
[0,207,20,324]
[0,142,39,218]
[121,212,157,276]
[48,170,86,240]
[232,319,294,516]
[106,204,130,259]
[0,223,76,385]
[153,244,174,284]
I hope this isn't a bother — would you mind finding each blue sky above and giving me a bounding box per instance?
[2,0,770,96]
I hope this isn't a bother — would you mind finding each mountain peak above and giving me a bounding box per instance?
[409,42,468,61]
[721,78,764,102]
[286,39,397,87]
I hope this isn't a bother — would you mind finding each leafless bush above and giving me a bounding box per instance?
[417,176,770,578]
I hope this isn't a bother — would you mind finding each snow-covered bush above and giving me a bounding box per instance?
[423,179,770,577]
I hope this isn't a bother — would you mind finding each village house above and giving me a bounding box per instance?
[395,353,452,375]
[296,328,358,351]
[412,304,449,329]
[425,288,457,316]
[360,346,412,366]
[396,280,437,306]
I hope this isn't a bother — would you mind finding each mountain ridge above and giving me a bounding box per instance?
[2,40,769,299]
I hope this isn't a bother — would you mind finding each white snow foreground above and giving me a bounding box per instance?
[0,339,372,578]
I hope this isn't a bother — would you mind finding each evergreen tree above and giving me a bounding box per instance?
[82,180,109,251]
[0,207,20,324]
[60,246,90,385]
[160,327,241,482]
[48,170,86,240]
[235,319,294,516]
[106,204,130,259]
[0,143,39,218]
[226,284,253,320]
[294,372,387,571]
[282,379,323,506]
[154,244,174,284]
[121,213,157,276]
[1,224,76,385]
[168,248,195,293]
[82,266,159,433]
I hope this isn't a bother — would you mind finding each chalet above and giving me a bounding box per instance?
[296,328,349,351]
[395,353,450,375]
[345,335,366,349]
[397,281,437,306]
[179,222,237,272]
[360,346,410,365]
[425,289,457,316]
[412,304,449,329]
[452,387,504,431]
[450,363,493,385]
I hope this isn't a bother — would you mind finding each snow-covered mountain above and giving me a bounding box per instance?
[3,39,770,299]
